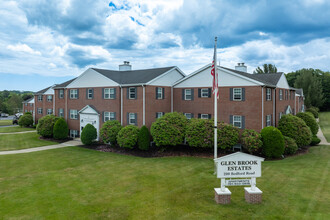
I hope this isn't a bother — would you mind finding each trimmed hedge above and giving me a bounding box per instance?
[217,122,239,150]
[117,125,139,149]
[53,118,69,140]
[36,115,59,138]
[311,135,321,146]
[150,112,187,147]
[306,108,318,118]
[185,118,213,148]
[283,136,298,155]
[81,124,97,145]
[296,112,319,135]
[138,125,150,150]
[278,114,312,147]
[241,129,263,154]
[100,120,122,145]
[18,113,33,127]
[261,126,285,158]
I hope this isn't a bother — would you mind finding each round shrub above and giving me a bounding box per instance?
[283,136,298,155]
[18,113,33,127]
[261,126,285,158]
[100,120,122,145]
[25,112,32,115]
[150,112,188,147]
[185,119,213,148]
[306,108,318,118]
[138,125,150,150]
[53,118,69,140]
[241,129,263,154]
[311,135,321,146]
[296,112,319,135]
[217,122,239,150]
[36,115,59,138]
[81,124,97,145]
[117,125,139,149]
[278,114,312,147]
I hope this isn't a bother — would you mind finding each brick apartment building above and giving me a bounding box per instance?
[24,62,304,138]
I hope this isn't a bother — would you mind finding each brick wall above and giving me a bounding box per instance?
[34,94,54,122]
[275,89,296,126]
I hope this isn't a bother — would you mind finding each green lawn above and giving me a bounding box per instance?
[0,146,328,219]
[0,120,12,126]
[0,126,35,133]
[0,132,57,151]
[319,112,330,142]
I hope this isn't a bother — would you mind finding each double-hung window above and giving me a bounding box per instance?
[201,88,209,98]
[279,89,283,100]
[47,109,53,115]
[70,110,78,119]
[233,115,242,128]
[70,89,78,99]
[285,90,288,100]
[156,87,163,99]
[87,89,93,99]
[70,130,78,138]
[38,95,43,102]
[129,87,136,99]
[37,108,43,114]
[129,113,136,125]
[47,95,52,102]
[59,89,64,99]
[30,103,33,107]
[266,115,271,126]
[185,89,192,100]
[233,88,242,101]
[156,112,164,119]
[266,88,271,101]
[201,114,209,119]
[104,88,115,99]
[104,112,115,122]
[59,108,64,117]
[184,113,192,119]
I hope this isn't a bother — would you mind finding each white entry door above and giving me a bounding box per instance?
[79,113,99,141]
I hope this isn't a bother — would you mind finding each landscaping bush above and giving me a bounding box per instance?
[81,124,97,145]
[185,118,213,148]
[100,120,122,145]
[53,117,69,140]
[117,125,139,149]
[283,136,298,155]
[311,135,321,146]
[217,122,239,150]
[36,115,59,138]
[306,108,318,118]
[241,129,263,154]
[138,125,150,150]
[278,114,312,147]
[296,112,319,135]
[18,113,33,127]
[150,112,188,147]
[261,126,285,158]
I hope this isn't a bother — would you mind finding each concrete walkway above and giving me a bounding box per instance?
[317,127,330,145]
[0,139,82,155]
[0,130,36,135]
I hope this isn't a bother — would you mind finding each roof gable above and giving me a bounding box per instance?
[67,69,118,88]
[78,105,100,115]
[147,67,185,86]
[276,73,290,89]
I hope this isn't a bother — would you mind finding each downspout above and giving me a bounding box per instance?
[273,88,276,126]
[143,85,145,125]
[65,89,68,120]
[171,87,173,112]
[294,94,296,115]
[53,94,55,115]
[120,86,123,125]
[261,87,264,129]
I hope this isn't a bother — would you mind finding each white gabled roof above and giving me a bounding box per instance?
[214,152,265,162]
[78,105,100,115]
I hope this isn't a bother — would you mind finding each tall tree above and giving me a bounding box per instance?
[253,64,278,74]
[294,70,324,108]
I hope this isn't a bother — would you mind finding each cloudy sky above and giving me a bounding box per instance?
[1,0,330,91]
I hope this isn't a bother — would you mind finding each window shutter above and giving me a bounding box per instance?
[208,114,211,119]
[191,113,194,118]
[270,89,272,100]
[230,88,233,101]
[230,115,233,124]
[136,87,138,99]
[208,88,212,98]
[114,88,116,99]
[155,112,158,118]
[198,89,201,98]
[182,89,185,100]
[155,87,158,99]
[162,88,165,99]
[162,112,165,116]
[135,113,137,125]
[68,90,70,99]
[191,89,194,100]
[242,88,245,101]
[77,89,79,99]
[69,109,71,119]
[92,88,94,99]
[58,90,60,99]
[242,116,245,129]
[102,111,105,122]
[58,108,60,116]
[270,115,272,126]
[265,115,267,126]
[86,89,88,99]
[127,113,129,125]
[198,114,201,119]
[102,88,104,99]
[127,88,129,99]
[114,112,116,120]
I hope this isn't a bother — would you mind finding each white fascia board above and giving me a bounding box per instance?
[78,105,100,115]
[220,68,264,86]
[44,87,55,95]
[146,67,185,86]
[214,152,264,162]
[120,83,145,87]
[276,74,290,89]
[173,64,212,86]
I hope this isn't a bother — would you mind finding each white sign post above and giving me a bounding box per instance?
[213,152,264,204]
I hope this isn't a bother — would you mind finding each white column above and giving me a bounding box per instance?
[120,86,123,125]
[261,87,264,129]
[273,88,276,126]
[171,87,173,112]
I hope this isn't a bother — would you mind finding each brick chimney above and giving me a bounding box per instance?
[119,61,132,71]
[235,63,247,72]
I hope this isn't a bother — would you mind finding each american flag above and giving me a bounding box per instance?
[211,38,219,99]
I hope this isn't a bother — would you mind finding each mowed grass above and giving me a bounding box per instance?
[319,112,330,142]
[0,126,35,133]
[0,132,57,151]
[0,120,12,126]
[0,146,329,219]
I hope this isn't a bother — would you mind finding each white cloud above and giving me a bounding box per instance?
[7,43,41,55]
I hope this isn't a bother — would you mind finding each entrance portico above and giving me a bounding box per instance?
[78,105,100,140]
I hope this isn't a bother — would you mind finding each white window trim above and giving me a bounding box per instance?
[70,89,78,99]
[59,109,64,117]
[201,114,209,119]
[279,90,283,100]
[266,88,271,101]
[279,112,283,119]
[104,112,115,122]
[201,88,209,98]
[38,95,42,102]
[184,113,192,119]
[185,89,192,100]
[47,95,52,102]
[47,109,52,115]
[70,130,78,138]
[129,87,136,99]
[156,112,163,118]
[129,113,136,125]
[70,110,78,120]
[233,115,242,128]
[157,87,163,99]
[87,89,93,99]
[38,108,42,114]
[104,88,115,99]
[266,115,271,126]
[233,88,242,101]
[59,90,64,99]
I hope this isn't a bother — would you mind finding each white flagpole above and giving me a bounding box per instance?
[214,37,218,161]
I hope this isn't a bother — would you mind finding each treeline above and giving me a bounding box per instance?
[0,90,34,115]
[286,68,330,111]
